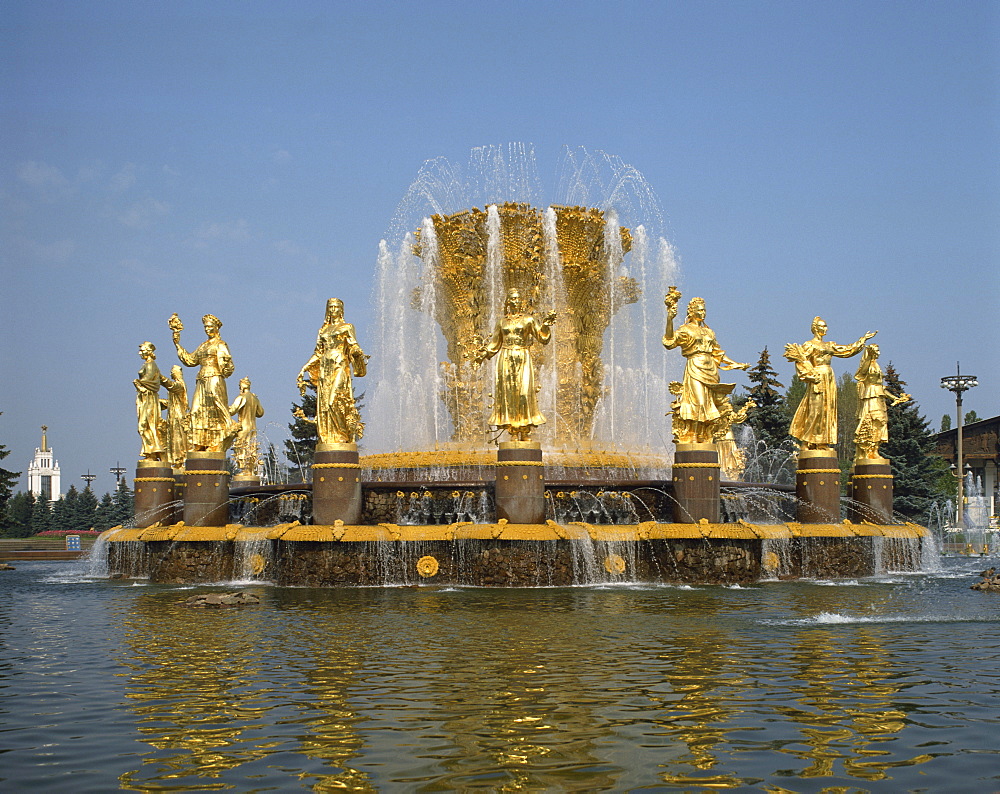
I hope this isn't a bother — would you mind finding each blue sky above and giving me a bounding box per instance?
[2,0,997,495]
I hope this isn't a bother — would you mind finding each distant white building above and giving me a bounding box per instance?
[27,425,61,502]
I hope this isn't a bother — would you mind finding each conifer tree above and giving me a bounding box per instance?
[77,485,99,531]
[111,479,134,525]
[940,414,951,432]
[93,491,117,531]
[30,496,52,534]
[1,491,34,538]
[51,487,77,532]
[745,347,791,450]
[882,363,953,521]
[783,373,807,430]
[0,412,20,523]
[285,387,318,483]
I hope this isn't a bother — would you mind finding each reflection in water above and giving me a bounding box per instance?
[41,572,991,790]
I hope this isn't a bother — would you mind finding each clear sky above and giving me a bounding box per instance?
[2,0,997,496]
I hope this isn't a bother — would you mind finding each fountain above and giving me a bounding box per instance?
[101,146,928,586]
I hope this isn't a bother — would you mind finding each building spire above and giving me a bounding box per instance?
[41,425,48,452]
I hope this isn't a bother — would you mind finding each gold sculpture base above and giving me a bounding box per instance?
[318,442,358,453]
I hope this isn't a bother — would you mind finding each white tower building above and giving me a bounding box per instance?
[27,425,61,502]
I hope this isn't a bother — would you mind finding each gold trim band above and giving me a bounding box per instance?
[134,477,176,483]
[797,468,841,474]
[313,462,362,469]
[184,470,229,476]
[672,462,720,469]
[496,461,545,467]
[852,473,894,479]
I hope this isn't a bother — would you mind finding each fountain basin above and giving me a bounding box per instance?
[102,521,927,587]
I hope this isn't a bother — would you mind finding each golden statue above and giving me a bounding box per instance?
[170,313,236,453]
[297,298,368,445]
[784,317,876,451]
[715,397,756,480]
[229,377,265,475]
[134,341,168,460]
[163,365,191,470]
[853,344,910,460]
[662,290,749,445]
[473,288,556,442]
[412,203,636,443]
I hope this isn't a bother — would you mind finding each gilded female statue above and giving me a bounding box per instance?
[853,344,909,460]
[662,290,749,445]
[473,288,556,442]
[171,313,236,452]
[229,376,265,474]
[163,365,191,470]
[134,341,168,460]
[784,317,876,451]
[297,298,367,445]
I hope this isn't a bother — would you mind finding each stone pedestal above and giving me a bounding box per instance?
[795,450,842,523]
[672,443,721,523]
[495,441,546,524]
[183,452,230,527]
[312,443,362,525]
[169,469,185,524]
[851,457,894,524]
[233,474,261,487]
[133,460,175,527]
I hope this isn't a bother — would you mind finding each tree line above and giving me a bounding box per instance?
[0,480,135,538]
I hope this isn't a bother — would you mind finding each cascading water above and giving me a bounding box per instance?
[365,146,680,470]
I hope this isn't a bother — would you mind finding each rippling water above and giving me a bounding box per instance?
[2,557,998,791]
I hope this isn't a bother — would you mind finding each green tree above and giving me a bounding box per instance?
[835,371,859,486]
[93,491,117,531]
[965,410,980,424]
[111,478,134,526]
[285,387,318,483]
[30,495,52,534]
[940,414,952,432]
[744,347,791,450]
[1,491,35,538]
[882,363,954,521]
[77,485,99,530]
[0,412,21,527]
[782,373,807,430]
[51,486,78,532]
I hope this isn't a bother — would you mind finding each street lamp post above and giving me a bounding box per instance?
[941,362,978,529]
[109,463,127,486]
[81,471,97,490]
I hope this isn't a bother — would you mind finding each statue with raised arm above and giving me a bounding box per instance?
[853,344,910,460]
[473,288,556,442]
[297,298,368,445]
[170,313,236,453]
[784,317,876,451]
[162,365,191,470]
[229,376,265,475]
[662,289,749,445]
[134,341,168,460]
